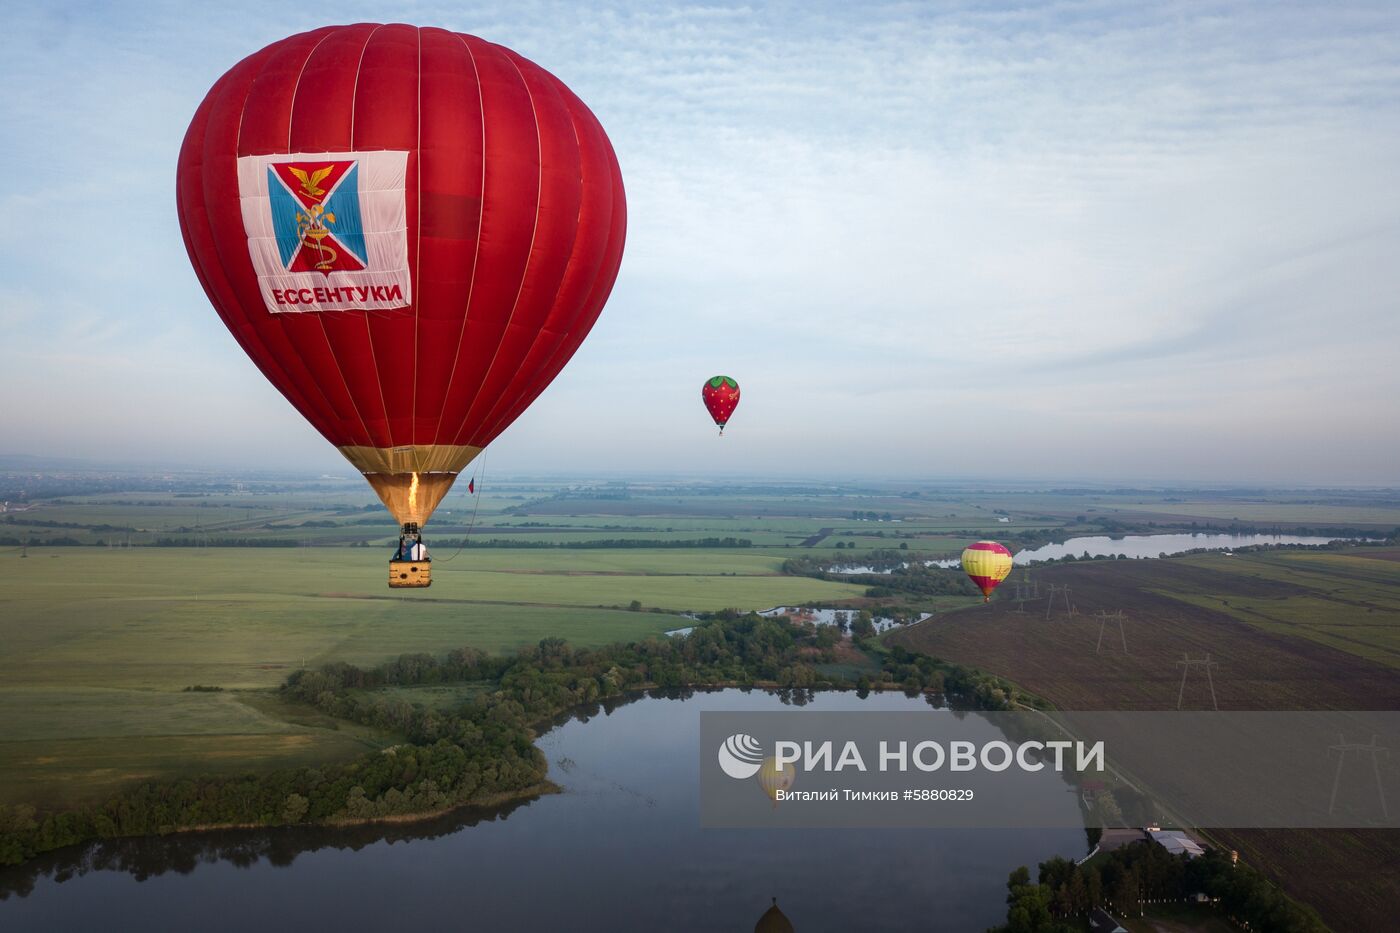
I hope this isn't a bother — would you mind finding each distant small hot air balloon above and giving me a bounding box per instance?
[757,755,795,806]
[961,541,1013,603]
[702,376,741,435]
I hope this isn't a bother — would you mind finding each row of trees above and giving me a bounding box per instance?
[1,516,131,531]
[0,613,1032,868]
[150,538,301,547]
[0,536,84,546]
[0,737,540,868]
[781,552,983,600]
[426,537,753,549]
[996,842,1325,933]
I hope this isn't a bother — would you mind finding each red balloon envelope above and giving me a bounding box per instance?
[177,24,626,528]
[702,375,740,434]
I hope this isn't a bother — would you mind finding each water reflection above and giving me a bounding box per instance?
[0,799,534,901]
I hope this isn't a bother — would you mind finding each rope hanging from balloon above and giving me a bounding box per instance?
[435,447,487,564]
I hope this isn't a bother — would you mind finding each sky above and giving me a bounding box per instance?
[2,0,1398,484]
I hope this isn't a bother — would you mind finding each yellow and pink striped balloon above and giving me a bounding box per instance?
[961,541,1013,602]
[757,756,795,806]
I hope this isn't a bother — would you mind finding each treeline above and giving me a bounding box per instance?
[830,538,909,548]
[866,562,980,599]
[0,797,536,901]
[995,842,1325,933]
[426,537,752,549]
[1079,518,1398,542]
[1166,520,1397,540]
[872,644,1029,706]
[541,488,632,501]
[0,613,1030,868]
[788,548,912,573]
[1027,539,1391,567]
[782,553,980,600]
[9,534,349,549]
[1,516,131,532]
[149,538,302,547]
[0,740,540,869]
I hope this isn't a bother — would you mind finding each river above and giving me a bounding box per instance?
[833,532,1355,573]
[0,690,1084,931]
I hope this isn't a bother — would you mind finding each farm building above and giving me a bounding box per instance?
[1147,828,1206,858]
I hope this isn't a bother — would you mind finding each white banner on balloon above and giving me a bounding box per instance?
[236,150,412,315]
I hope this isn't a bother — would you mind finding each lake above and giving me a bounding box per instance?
[1007,532,1352,564]
[0,690,1084,932]
[832,532,1354,573]
[756,606,931,634]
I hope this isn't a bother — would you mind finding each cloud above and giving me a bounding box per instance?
[1,1,1398,482]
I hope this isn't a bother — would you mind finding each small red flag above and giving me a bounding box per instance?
[468,478,475,494]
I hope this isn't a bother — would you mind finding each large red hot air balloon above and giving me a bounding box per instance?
[177,24,625,584]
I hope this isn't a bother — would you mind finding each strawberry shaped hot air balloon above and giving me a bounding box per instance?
[961,541,1014,603]
[177,25,626,587]
[702,376,740,435]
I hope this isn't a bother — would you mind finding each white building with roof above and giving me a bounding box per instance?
[1147,828,1206,858]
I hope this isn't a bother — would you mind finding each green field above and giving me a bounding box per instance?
[0,696,397,808]
[1157,550,1400,668]
[0,542,861,805]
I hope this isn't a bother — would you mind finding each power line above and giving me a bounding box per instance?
[1176,653,1221,710]
[1094,610,1128,655]
[1045,583,1074,620]
[1328,734,1389,818]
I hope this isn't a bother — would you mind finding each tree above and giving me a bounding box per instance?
[1067,870,1089,917]
[1111,869,1140,916]
[1086,868,1103,910]
[998,866,1074,933]
[281,793,309,823]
